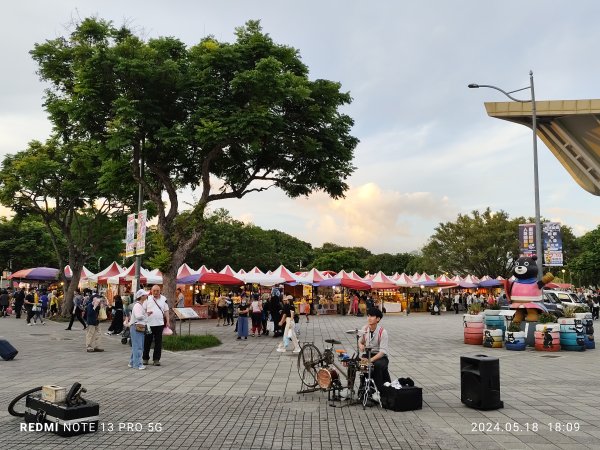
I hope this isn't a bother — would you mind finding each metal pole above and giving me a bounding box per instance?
[134,146,144,291]
[530,71,543,280]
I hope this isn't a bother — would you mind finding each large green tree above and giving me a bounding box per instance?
[0,216,63,271]
[30,18,358,315]
[569,225,600,286]
[0,139,126,312]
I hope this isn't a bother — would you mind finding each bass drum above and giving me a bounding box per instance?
[317,367,339,389]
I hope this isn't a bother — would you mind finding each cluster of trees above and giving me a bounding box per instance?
[4,206,598,287]
[0,17,358,312]
[1,15,598,303]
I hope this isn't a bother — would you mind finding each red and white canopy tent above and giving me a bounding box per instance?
[394,273,418,287]
[219,265,239,277]
[369,271,398,290]
[271,265,299,283]
[92,262,124,284]
[295,268,326,285]
[107,263,162,285]
[435,274,458,288]
[412,272,437,287]
[64,265,95,282]
[317,270,371,290]
[177,263,197,279]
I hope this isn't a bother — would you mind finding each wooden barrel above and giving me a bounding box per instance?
[482,328,503,348]
[463,315,484,345]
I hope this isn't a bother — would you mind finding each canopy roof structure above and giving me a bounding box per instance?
[485,99,600,195]
[318,270,371,290]
[9,267,59,281]
[94,262,124,283]
[64,265,95,281]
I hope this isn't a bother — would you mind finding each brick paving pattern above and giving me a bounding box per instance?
[1,311,599,449]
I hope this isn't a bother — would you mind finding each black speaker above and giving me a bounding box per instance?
[460,354,503,410]
[0,338,18,360]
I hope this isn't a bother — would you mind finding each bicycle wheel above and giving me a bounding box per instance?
[297,343,322,388]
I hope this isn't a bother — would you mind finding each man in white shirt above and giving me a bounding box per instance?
[143,285,170,366]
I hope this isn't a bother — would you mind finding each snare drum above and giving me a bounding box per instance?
[317,367,339,389]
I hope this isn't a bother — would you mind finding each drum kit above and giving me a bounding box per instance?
[296,328,381,408]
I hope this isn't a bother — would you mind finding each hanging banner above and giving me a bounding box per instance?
[543,222,563,266]
[518,222,563,266]
[136,209,147,255]
[125,213,136,258]
[518,223,536,258]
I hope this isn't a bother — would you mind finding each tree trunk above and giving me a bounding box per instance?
[62,259,83,316]
[161,246,190,336]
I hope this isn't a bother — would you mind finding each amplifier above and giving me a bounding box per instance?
[24,394,99,437]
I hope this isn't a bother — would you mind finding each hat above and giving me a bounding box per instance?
[134,289,150,300]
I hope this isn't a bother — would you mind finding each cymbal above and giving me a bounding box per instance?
[324,339,341,345]
[345,329,366,335]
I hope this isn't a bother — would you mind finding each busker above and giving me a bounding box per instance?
[358,307,391,393]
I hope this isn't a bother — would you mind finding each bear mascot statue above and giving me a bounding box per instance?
[507,255,554,322]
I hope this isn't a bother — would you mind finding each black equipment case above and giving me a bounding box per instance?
[24,394,99,437]
[380,386,423,412]
[0,338,18,360]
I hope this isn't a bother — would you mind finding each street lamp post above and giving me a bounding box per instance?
[469,71,542,280]
[97,256,103,272]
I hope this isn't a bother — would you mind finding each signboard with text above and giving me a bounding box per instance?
[125,214,136,257]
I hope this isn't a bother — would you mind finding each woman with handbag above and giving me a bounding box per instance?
[129,289,153,370]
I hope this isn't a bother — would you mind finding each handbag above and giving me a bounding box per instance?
[266,321,275,332]
[163,326,173,336]
[98,307,107,321]
[135,323,146,333]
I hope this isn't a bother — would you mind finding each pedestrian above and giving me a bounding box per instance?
[299,297,310,323]
[40,290,49,319]
[270,290,282,338]
[143,285,170,366]
[24,288,35,325]
[260,293,270,335]
[0,289,9,317]
[13,287,25,319]
[453,293,460,314]
[237,296,250,340]
[31,290,45,325]
[249,293,263,337]
[592,295,599,320]
[66,289,87,330]
[49,290,59,317]
[106,295,124,335]
[226,294,235,326]
[176,287,185,308]
[277,295,300,353]
[128,289,152,370]
[216,295,227,326]
[85,294,105,352]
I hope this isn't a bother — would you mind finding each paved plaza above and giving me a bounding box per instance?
[1,311,600,449]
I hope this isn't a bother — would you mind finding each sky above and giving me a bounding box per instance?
[2,1,600,254]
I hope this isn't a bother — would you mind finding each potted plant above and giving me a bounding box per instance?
[504,321,526,350]
[535,313,561,352]
[573,306,592,321]
[463,303,484,345]
[484,302,501,316]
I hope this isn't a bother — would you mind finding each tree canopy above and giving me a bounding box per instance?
[29,17,358,307]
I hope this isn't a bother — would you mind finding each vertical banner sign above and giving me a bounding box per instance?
[136,210,147,255]
[518,223,536,258]
[125,214,136,257]
[543,222,563,266]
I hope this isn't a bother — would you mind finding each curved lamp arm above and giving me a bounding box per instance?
[468,83,531,103]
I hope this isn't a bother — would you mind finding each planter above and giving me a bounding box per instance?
[485,315,506,337]
[463,314,484,323]
[484,310,502,316]
[559,322,585,351]
[464,321,484,345]
[575,312,592,320]
[505,331,526,351]
[463,314,484,345]
[534,327,561,352]
[483,328,503,348]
